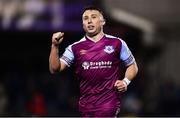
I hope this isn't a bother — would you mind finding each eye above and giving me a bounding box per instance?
[91,15,97,19]
[83,16,88,20]
[92,16,96,19]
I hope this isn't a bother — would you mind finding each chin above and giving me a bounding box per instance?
[87,30,95,33]
[87,32,97,36]
[88,30,97,34]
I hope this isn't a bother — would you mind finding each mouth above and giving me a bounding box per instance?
[87,25,94,30]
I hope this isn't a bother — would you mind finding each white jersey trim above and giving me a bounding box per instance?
[105,34,135,66]
[60,37,86,67]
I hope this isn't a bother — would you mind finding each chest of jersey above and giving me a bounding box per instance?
[73,39,121,63]
[71,38,121,73]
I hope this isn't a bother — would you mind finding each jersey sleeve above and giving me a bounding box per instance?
[120,40,135,67]
[60,45,74,67]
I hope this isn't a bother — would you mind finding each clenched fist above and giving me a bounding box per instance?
[52,32,64,46]
[114,80,127,92]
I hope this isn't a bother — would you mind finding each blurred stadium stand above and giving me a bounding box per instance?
[0,0,180,117]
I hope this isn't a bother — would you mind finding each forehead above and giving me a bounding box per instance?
[82,10,101,17]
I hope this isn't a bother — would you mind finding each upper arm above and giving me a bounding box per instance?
[59,45,74,71]
[59,60,68,71]
[120,40,135,67]
[127,61,138,71]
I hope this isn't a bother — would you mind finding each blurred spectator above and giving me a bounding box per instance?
[49,0,64,29]
[122,93,143,116]
[17,0,47,30]
[26,91,47,116]
[0,0,64,30]
[0,0,21,29]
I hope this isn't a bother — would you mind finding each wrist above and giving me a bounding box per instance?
[51,43,59,48]
[123,77,131,86]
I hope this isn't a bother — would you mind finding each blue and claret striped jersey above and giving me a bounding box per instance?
[60,34,135,112]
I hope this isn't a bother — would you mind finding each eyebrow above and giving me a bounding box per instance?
[83,13,98,17]
[91,14,98,16]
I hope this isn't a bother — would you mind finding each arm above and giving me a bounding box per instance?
[114,39,138,92]
[114,62,138,92]
[49,32,67,74]
[124,61,138,81]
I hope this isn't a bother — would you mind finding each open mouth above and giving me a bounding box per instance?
[87,25,94,30]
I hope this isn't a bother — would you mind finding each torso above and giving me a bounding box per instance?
[71,35,123,111]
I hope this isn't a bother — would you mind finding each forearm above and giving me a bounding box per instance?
[49,44,60,73]
[115,62,138,92]
[124,62,138,81]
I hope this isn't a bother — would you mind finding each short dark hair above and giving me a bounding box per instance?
[82,6,104,16]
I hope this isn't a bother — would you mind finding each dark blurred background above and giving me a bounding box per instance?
[0,0,180,117]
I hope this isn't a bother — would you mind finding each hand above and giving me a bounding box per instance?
[52,32,64,46]
[114,80,127,92]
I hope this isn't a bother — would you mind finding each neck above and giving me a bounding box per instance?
[86,31,105,42]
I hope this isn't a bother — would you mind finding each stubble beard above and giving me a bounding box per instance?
[86,31,98,37]
[86,27,102,38]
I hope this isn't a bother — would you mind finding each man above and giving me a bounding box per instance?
[49,6,138,117]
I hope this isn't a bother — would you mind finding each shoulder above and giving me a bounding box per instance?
[105,34,126,44]
[72,36,87,46]
[67,36,86,48]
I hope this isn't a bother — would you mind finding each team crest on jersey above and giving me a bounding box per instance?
[104,45,114,54]
[82,61,90,69]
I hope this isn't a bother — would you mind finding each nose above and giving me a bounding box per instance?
[88,18,92,24]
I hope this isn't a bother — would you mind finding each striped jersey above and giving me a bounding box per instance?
[60,34,135,112]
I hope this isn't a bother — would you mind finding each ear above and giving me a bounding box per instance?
[101,19,106,25]
[100,16,106,25]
